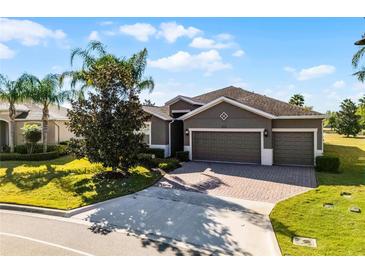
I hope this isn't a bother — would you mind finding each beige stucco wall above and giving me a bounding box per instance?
[13,120,74,145]
[54,121,75,143]
[272,119,323,150]
[183,102,273,148]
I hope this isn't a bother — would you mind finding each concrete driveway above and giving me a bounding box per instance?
[157,162,317,203]
[71,187,280,256]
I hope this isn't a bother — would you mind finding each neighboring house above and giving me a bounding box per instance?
[0,102,74,149]
[143,86,325,166]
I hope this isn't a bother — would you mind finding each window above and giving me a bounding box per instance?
[141,122,151,145]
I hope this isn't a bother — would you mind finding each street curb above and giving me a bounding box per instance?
[0,203,69,217]
[0,169,164,218]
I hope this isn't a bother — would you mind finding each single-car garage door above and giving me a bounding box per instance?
[192,131,261,164]
[273,132,314,166]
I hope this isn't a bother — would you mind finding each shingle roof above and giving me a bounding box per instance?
[192,86,322,116]
[143,105,172,120]
[0,102,69,120]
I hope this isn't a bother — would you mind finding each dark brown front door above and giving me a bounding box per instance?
[192,131,261,164]
[273,132,314,166]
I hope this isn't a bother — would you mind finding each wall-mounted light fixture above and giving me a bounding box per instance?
[264,129,268,137]
[185,129,189,136]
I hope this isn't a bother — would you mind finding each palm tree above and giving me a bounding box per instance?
[0,74,30,152]
[352,34,365,82]
[289,94,305,107]
[24,74,71,152]
[60,41,154,98]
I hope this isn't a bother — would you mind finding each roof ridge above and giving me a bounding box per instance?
[246,91,321,115]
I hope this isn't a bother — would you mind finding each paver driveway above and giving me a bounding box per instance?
[156,162,317,203]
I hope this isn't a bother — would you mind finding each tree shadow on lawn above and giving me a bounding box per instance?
[0,162,96,191]
[317,144,365,186]
[73,171,159,205]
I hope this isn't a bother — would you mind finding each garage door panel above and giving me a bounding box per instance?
[273,132,314,166]
[192,131,261,164]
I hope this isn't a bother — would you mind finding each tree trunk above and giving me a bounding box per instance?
[9,103,16,153]
[42,104,49,153]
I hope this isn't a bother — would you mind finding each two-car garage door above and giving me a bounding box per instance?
[191,130,315,166]
[192,131,261,164]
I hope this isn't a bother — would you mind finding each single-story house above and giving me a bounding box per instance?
[143,86,325,166]
[0,102,74,149]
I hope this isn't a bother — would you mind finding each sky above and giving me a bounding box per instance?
[0,17,364,112]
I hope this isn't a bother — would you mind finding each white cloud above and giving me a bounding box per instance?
[332,80,346,89]
[297,65,336,80]
[284,65,336,80]
[232,49,245,57]
[99,21,113,26]
[353,82,365,91]
[0,18,66,46]
[119,23,156,42]
[148,50,231,75]
[0,43,15,59]
[88,31,100,41]
[283,66,296,73]
[215,33,234,41]
[189,37,233,49]
[157,22,201,43]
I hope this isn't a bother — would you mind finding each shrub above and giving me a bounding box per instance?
[145,148,165,159]
[55,144,69,156]
[14,144,62,154]
[0,144,10,153]
[0,151,59,161]
[137,153,157,168]
[157,158,181,172]
[59,141,70,145]
[21,124,42,154]
[176,151,189,162]
[316,156,340,172]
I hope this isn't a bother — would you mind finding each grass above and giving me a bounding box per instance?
[0,156,161,210]
[270,132,365,255]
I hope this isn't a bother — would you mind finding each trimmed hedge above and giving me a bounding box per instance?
[145,148,165,159]
[0,151,60,161]
[14,144,68,156]
[176,151,189,162]
[157,158,181,172]
[316,156,340,173]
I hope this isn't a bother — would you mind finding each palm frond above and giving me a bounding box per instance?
[352,46,365,68]
[353,68,365,83]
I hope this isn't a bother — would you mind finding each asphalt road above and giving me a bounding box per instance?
[0,210,200,256]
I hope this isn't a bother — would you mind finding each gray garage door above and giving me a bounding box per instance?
[192,131,261,164]
[273,132,314,166]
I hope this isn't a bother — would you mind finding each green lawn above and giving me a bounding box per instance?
[0,156,160,210]
[270,132,365,255]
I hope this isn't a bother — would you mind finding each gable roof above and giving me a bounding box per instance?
[191,86,323,117]
[143,105,172,121]
[164,95,204,106]
[0,102,69,120]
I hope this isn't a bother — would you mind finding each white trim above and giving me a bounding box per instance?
[275,115,326,119]
[178,96,276,120]
[149,144,169,158]
[187,128,272,165]
[0,118,10,147]
[142,121,152,146]
[272,128,318,165]
[143,109,172,121]
[165,96,204,106]
[171,109,191,113]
